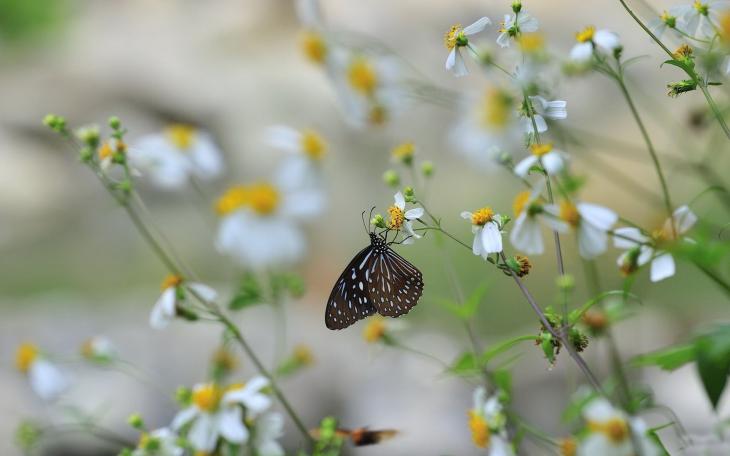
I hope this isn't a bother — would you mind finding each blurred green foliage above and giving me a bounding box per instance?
[0,0,67,47]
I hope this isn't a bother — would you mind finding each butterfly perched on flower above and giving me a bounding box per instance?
[310,426,399,446]
[325,226,424,330]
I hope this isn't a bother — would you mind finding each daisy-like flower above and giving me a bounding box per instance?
[15,343,69,401]
[97,138,127,172]
[496,11,539,48]
[545,200,618,259]
[509,188,567,255]
[80,336,117,364]
[521,96,568,134]
[151,275,217,330]
[387,191,424,244]
[265,126,328,194]
[578,398,661,456]
[468,387,515,455]
[570,26,621,63]
[129,124,223,190]
[252,413,285,456]
[443,17,491,77]
[670,1,730,39]
[132,428,183,456]
[461,206,503,259]
[514,143,567,177]
[648,11,679,38]
[613,205,697,282]
[172,377,272,453]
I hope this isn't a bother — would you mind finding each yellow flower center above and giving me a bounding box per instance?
[161,274,183,291]
[388,205,406,230]
[293,345,315,366]
[531,143,553,157]
[576,26,595,43]
[363,317,387,343]
[98,142,114,161]
[693,1,708,15]
[479,88,513,130]
[468,410,491,448]
[166,124,196,150]
[192,383,223,412]
[444,24,463,50]
[215,183,280,216]
[720,12,730,40]
[559,437,577,456]
[215,185,248,215]
[300,31,328,64]
[347,57,378,96]
[559,201,580,227]
[513,191,532,216]
[673,44,693,59]
[588,418,629,444]
[471,207,495,226]
[518,33,544,52]
[16,343,39,373]
[392,142,415,162]
[300,130,327,160]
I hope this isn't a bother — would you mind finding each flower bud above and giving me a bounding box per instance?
[421,161,434,177]
[43,114,66,133]
[512,1,522,13]
[556,274,575,291]
[76,125,100,147]
[127,413,145,430]
[382,169,400,187]
[371,214,386,229]
[108,116,121,130]
[391,142,415,166]
[667,79,697,97]
[569,327,589,352]
[506,255,531,277]
[175,386,192,406]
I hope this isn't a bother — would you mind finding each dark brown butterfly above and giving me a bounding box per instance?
[325,230,424,330]
[310,427,399,446]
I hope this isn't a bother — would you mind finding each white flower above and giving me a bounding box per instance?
[496,12,539,48]
[15,343,69,401]
[151,276,217,330]
[129,124,223,190]
[648,11,680,38]
[443,17,491,77]
[514,143,567,177]
[461,207,503,259]
[253,413,285,456]
[172,377,271,453]
[578,398,661,456]
[670,1,730,39]
[387,191,423,244]
[294,0,323,29]
[509,188,568,255]
[545,201,618,259]
[570,27,621,63]
[469,387,514,455]
[132,428,184,456]
[521,96,567,134]
[80,336,117,363]
[613,205,697,282]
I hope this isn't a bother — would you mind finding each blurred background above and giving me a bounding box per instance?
[1,0,729,454]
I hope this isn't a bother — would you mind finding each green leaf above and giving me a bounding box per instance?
[481,335,537,366]
[446,352,481,376]
[492,369,513,400]
[694,325,730,409]
[229,273,263,311]
[632,344,696,371]
[646,423,673,456]
[434,282,488,321]
[661,59,693,74]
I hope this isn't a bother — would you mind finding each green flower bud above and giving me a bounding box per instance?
[108,116,121,130]
[512,1,522,13]
[569,327,589,352]
[127,413,145,430]
[667,79,697,97]
[382,169,400,187]
[556,274,575,291]
[79,146,94,163]
[175,386,192,406]
[43,114,67,133]
[371,214,386,229]
[421,161,434,177]
[14,421,41,453]
[76,125,100,147]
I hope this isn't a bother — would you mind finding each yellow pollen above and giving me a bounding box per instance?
[559,201,580,227]
[559,437,577,456]
[388,205,406,230]
[513,191,532,216]
[576,26,595,43]
[16,343,39,373]
[347,57,378,96]
[293,344,315,366]
[363,317,387,343]
[300,130,327,160]
[479,88,513,130]
[468,410,490,448]
[300,31,328,64]
[518,33,544,52]
[215,185,249,215]
[247,183,280,215]
[471,207,494,226]
[673,44,693,59]
[138,432,151,449]
[192,383,223,412]
[166,124,196,150]
[530,143,553,157]
[444,24,463,50]
[161,274,183,291]
[721,12,730,40]
[588,418,629,444]
[98,142,113,161]
[392,142,415,162]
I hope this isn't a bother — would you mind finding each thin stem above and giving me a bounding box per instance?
[693,260,730,297]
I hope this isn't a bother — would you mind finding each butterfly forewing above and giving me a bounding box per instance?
[368,246,423,317]
[325,245,378,330]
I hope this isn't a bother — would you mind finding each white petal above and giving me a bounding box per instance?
[582,398,617,422]
[513,156,538,177]
[496,31,511,48]
[578,223,609,259]
[265,125,302,153]
[188,414,218,452]
[594,29,621,52]
[394,191,405,210]
[461,211,474,220]
[405,207,424,220]
[189,133,224,180]
[472,386,486,410]
[533,114,548,133]
[509,213,544,255]
[172,407,199,430]
[29,360,68,401]
[463,17,491,35]
[541,151,565,175]
[218,407,248,444]
[612,227,647,249]
[670,205,698,235]
[188,282,218,303]
[519,14,539,32]
[650,253,676,282]
[577,203,618,230]
[451,49,469,77]
[150,288,176,330]
[480,222,503,254]
[472,230,484,257]
[404,221,421,239]
[445,48,456,71]
[570,42,593,62]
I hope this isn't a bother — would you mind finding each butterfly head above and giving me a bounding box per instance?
[369,232,387,252]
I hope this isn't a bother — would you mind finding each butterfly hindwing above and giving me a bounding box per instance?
[367,246,423,317]
[325,245,378,330]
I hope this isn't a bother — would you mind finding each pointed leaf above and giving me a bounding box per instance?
[631,344,695,371]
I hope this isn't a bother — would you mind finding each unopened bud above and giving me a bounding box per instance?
[382,169,400,187]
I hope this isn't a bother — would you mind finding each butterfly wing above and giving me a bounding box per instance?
[325,245,378,330]
[367,246,424,317]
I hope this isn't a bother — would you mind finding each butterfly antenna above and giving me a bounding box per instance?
[361,210,368,235]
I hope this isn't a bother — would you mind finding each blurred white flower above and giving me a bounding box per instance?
[80,336,117,363]
[545,200,618,259]
[15,343,68,401]
[614,205,697,282]
[130,124,223,189]
[461,206,503,259]
[132,428,183,456]
[151,275,217,330]
[497,12,539,48]
[648,11,679,38]
[172,377,271,453]
[514,143,567,177]
[469,386,514,455]
[521,96,567,134]
[266,126,327,162]
[570,27,621,62]
[670,1,730,39]
[578,398,661,456]
[253,413,285,456]
[443,17,491,77]
[509,188,567,255]
[387,191,423,244]
[295,0,324,29]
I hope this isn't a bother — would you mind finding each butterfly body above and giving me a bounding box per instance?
[325,232,423,330]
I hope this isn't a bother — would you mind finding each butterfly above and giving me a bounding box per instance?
[310,426,399,446]
[325,220,424,330]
